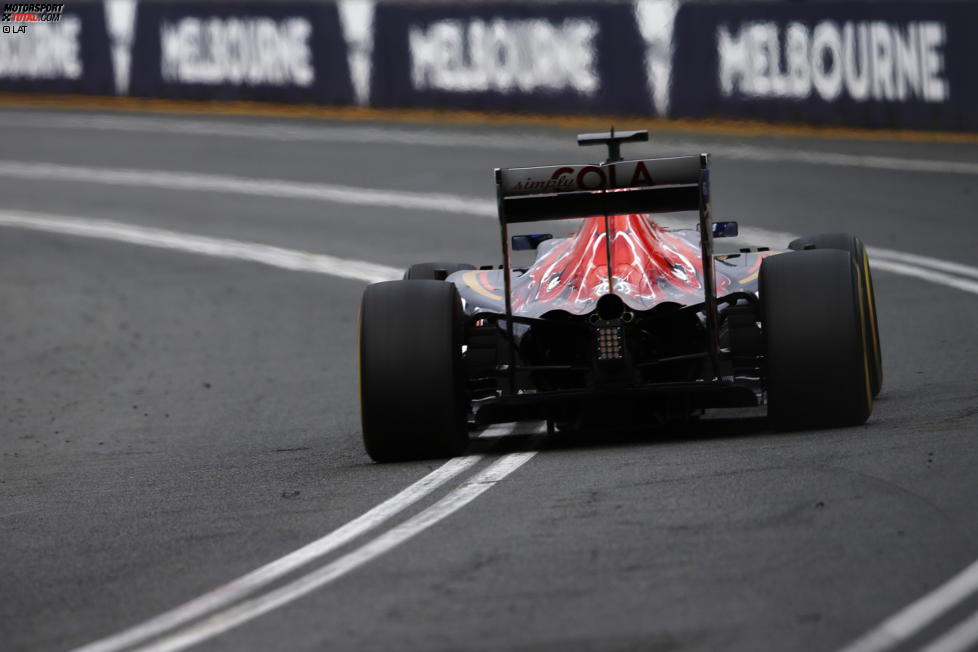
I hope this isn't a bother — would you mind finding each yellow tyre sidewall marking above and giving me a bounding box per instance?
[862,250,882,380]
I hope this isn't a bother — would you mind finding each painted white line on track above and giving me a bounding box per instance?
[2,160,978,297]
[73,455,483,652]
[706,143,978,176]
[3,209,978,300]
[838,559,978,652]
[919,609,978,652]
[2,160,978,299]
[5,111,978,175]
[0,160,498,218]
[1,174,975,651]
[869,259,978,296]
[1,112,574,153]
[0,210,402,284]
[133,452,536,652]
[657,218,978,297]
[869,247,978,281]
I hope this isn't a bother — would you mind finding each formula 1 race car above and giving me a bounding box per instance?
[359,129,882,462]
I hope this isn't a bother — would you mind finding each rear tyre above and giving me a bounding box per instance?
[789,233,882,396]
[761,249,873,430]
[359,280,469,462]
[404,262,475,280]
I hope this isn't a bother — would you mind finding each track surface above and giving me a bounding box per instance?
[1,109,977,652]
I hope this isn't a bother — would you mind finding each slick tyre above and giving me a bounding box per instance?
[404,262,475,280]
[359,280,469,462]
[789,233,882,396]
[761,249,873,430]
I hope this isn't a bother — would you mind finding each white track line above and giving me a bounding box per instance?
[919,609,978,652]
[5,111,978,175]
[2,161,977,296]
[73,455,483,652]
[2,159,978,296]
[0,160,498,218]
[869,259,978,296]
[658,218,978,296]
[3,117,963,650]
[705,143,978,176]
[3,209,978,300]
[870,247,978,281]
[1,112,573,152]
[3,208,978,300]
[0,210,401,284]
[133,452,536,652]
[3,191,975,650]
[838,559,978,652]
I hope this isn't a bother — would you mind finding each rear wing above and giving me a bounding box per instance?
[494,156,703,223]
[491,135,722,390]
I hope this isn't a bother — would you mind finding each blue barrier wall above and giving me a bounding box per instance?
[370,2,651,116]
[0,0,975,132]
[128,2,353,104]
[671,1,977,132]
[0,3,113,95]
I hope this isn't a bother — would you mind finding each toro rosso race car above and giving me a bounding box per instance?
[359,130,882,462]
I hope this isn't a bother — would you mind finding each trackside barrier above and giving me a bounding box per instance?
[670,1,978,132]
[128,2,353,104]
[370,2,653,116]
[0,3,113,95]
[0,0,975,132]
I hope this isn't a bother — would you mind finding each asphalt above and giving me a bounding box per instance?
[1,107,977,652]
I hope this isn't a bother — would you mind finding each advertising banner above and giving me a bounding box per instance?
[0,2,114,95]
[1,1,974,133]
[128,1,354,105]
[670,1,977,131]
[370,2,655,117]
